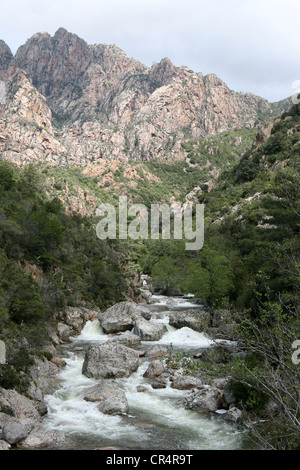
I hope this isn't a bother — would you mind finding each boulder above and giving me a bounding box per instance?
[17,427,67,449]
[0,412,18,428]
[137,290,153,304]
[171,375,202,390]
[143,360,164,378]
[179,386,223,413]
[82,343,140,379]
[99,301,141,334]
[57,323,70,342]
[107,331,141,349]
[0,388,41,422]
[83,382,129,415]
[146,344,169,358]
[99,301,153,334]
[135,305,152,321]
[169,309,211,332]
[133,318,167,341]
[224,406,243,423]
[1,421,34,445]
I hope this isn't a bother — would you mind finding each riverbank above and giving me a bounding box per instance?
[1,279,258,450]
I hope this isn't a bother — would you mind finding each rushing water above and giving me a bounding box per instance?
[42,294,252,450]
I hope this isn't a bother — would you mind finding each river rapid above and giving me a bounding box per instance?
[42,294,253,450]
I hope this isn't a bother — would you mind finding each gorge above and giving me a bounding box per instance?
[0,27,299,452]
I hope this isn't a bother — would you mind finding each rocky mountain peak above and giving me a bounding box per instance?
[15,28,91,99]
[0,40,15,80]
[0,29,292,167]
[150,57,177,88]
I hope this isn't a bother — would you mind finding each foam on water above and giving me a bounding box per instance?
[43,354,148,444]
[117,361,247,450]
[73,319,107,342]
[151,294,200,309]
[42,295,249,449]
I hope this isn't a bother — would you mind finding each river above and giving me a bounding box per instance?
[41,293,253,450]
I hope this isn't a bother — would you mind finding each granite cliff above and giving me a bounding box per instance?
[0,28,292,169]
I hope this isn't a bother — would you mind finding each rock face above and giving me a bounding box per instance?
[81,343,140,379]
[27,357,61,402]
[0,28,290,170]
[62,306,99,336]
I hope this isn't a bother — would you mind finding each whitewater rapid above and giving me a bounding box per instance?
[42,295,249,450]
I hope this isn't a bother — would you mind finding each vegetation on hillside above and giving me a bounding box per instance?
[0,162,127,390]
[143,103,300,449]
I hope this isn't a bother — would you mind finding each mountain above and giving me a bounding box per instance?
[0,28,292,169]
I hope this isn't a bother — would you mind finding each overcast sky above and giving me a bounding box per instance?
[1,0,299,102]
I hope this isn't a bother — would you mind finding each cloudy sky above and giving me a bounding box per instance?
[1,0,299,102]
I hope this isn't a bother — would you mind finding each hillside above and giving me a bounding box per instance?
[145,102,299,304]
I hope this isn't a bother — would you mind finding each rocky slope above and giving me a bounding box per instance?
[0,28,292,168]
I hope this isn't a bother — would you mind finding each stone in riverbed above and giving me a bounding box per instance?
[224,406,243,422]
[171,375,202,390]
[107,331,141,349]
[17,427,67,449]
[143,360,164,378]
[83,382,129,415]
[97,394,128,415]
[98,301,152,334]
[168,308,211,332]
[82,343,140,379]
[133,318,167,341]
[1,421,34,444]
[151,373,169,389]
[178,386,223,413]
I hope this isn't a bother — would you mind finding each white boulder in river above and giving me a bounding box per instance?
[82,342,140,379]
[133,317,167,341]
[98,301,152,334]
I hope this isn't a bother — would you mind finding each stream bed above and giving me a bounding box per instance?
[42,294,253,450]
